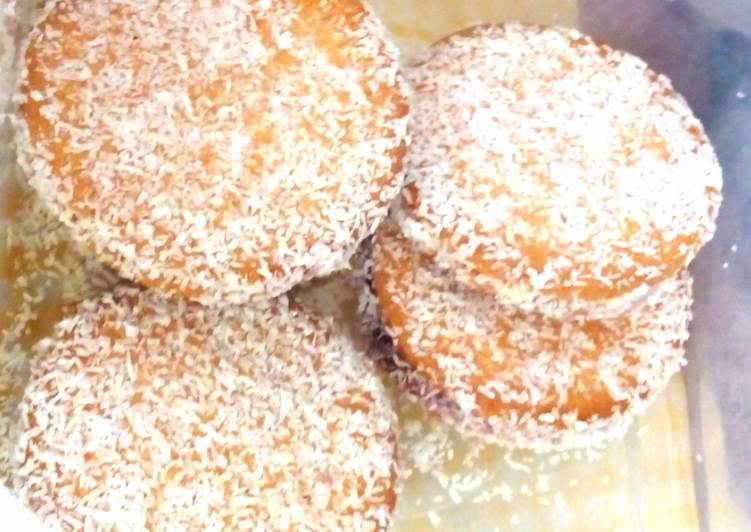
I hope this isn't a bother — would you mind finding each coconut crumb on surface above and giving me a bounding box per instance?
[13,287,398,531]
[17,0,408,305]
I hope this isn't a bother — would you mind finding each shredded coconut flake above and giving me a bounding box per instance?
[1,0,118,486]
[358,227,693,452]
[17,0,409,305]
[394,23,721,311]
[13,287,397,531]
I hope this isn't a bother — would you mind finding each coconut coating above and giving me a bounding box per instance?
[370,224,692,451]
[17,0,409,305]
[12,288,398,531]
[395,23,721,307]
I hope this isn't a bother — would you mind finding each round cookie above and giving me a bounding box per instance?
[13,288,397,530]
[370,223,692,451]
[17,0,409,305]
[395,23,721,310]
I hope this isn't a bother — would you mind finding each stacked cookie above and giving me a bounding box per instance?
[11,1,407,530]
[367,24,722,452]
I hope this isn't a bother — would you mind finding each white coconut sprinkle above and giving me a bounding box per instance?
[1,0,118,485]
[360,225,693,452]
[305,261,646,525]
[12,287,397,531]
[0,178,118,473]
[394,23,721,313]
[16,0,409,305]
[0,182,117,485]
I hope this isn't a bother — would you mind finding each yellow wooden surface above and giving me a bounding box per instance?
[369,0,577,61]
